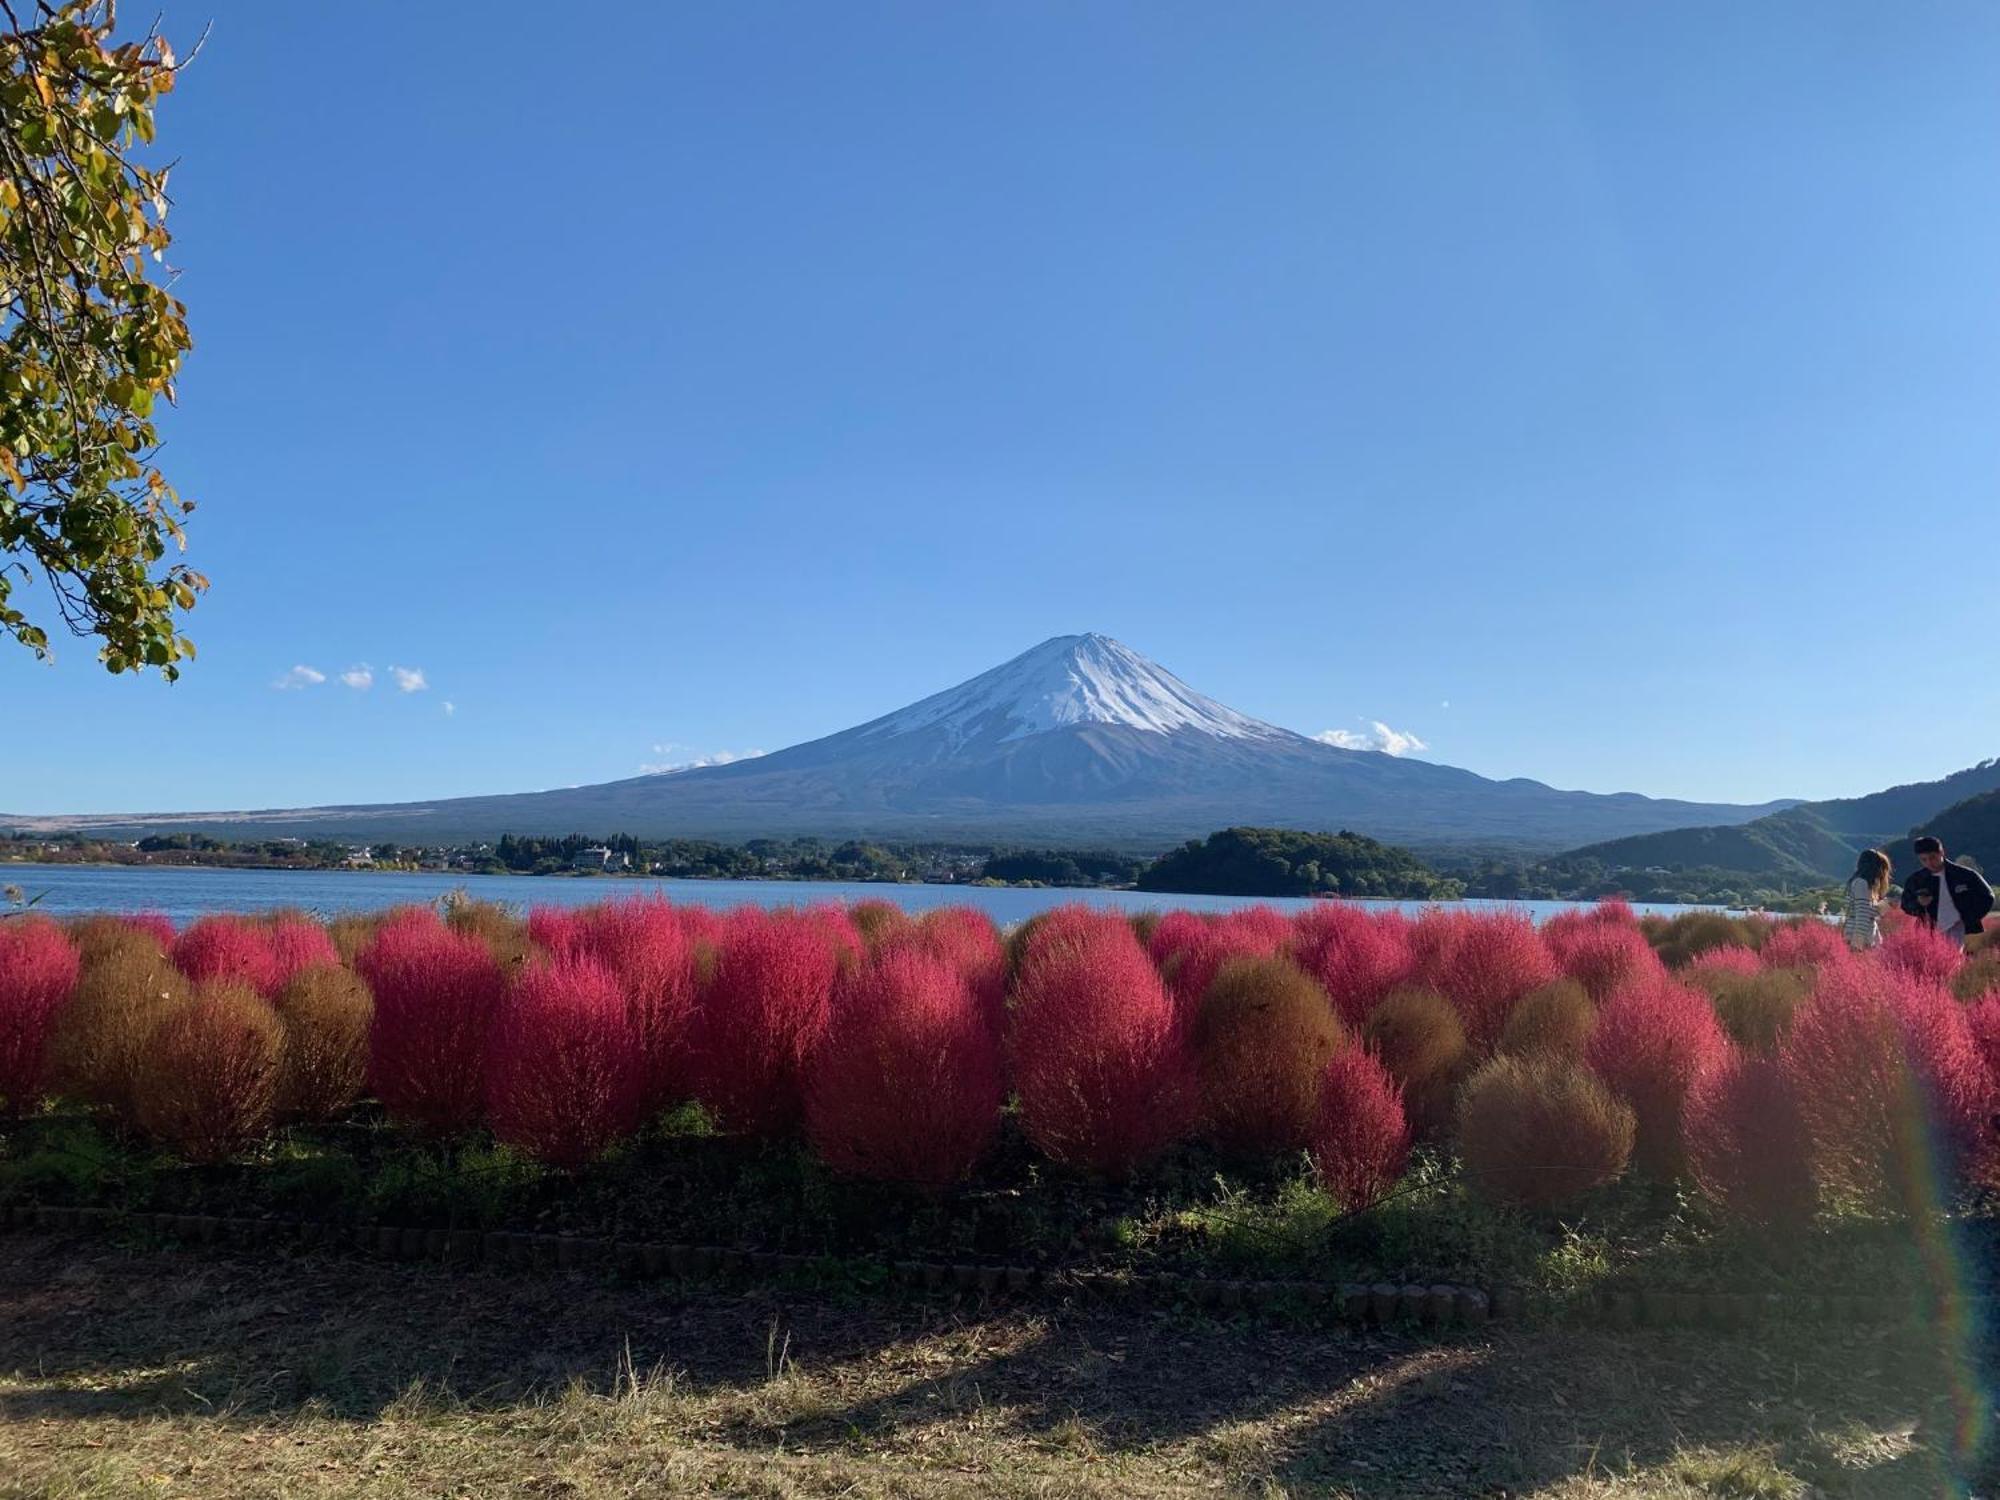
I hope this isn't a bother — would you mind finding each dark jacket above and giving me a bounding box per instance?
[1900,860,1995,933]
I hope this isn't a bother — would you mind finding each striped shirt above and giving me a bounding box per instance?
[1844,877,1881,950]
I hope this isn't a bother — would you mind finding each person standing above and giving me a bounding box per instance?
[1900,836,1995,950]
[1843,848,1892,951]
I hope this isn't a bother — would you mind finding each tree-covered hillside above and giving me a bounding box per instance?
[1135,827,1460,899]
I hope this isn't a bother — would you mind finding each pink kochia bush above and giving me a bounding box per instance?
[690,909,844,1137]
[486,954,644,1169]
[356,911,506,1136]
[1781,966,1991,1213]
[1010,908,1193,1175]
[874,906,1008,1027]
[563,901,698,1113]
[1683,1051,1816,1236]
[168,914,336,999]
[1878,922,1965,991]
[805,947,1004,1187]
[1544,919,1661,1004]
[171,916,284,998]
[1585,977,1728,1179]
[1437,912,1558,1050]
[267,916,340,991]
[1311,1046,1411,1208]
[0,918,81,1115]
[1286,904,1414,1028]
[1759,920,1850,973]
[1149,913,1285,1012]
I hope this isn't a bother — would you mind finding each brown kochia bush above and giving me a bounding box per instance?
[1361,988,1469,1139]
[443,900,533,970]
[274,965,373,1121]
[1953,952,2000,1004]
[1457,1056,1635,1208]
[45,933,191,1119]
[1686,966,1812,1053]
[1191,956,1345,1155]
[1647,911,1760,970]
[327,913,380,967]
[131,983,284,1162]
[1496,980,1597,1062]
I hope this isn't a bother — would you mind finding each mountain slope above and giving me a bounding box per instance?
[1884,787,2000,872]
[1556,758,2000,882]
[6,634,1795,853]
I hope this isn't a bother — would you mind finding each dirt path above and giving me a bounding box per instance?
[0,1233,1980,1497]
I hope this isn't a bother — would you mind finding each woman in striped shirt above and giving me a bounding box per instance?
[1844,848,1891,951]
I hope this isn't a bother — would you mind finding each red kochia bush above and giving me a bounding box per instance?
[568,900,698,1112]
[805,947,1004,1187]
[1010,916,1192,1176]
[1545,920,1662,1003]
[1760,920,1849,973]
[690,910,844,1137]
[1153,917,1284,1013]
[1585,977,1728,1179]
[527,905,585,956]
[1879,922,1966,991]
[1437,912,1558,1050]
[1781,967,1990,1213]
[1287,905,1414,1028]
[486,954,644,1168]
[1311,1046,1410,1208]
[266,916,339,991]
[357,912,506,1136]
[1683,1051,1816,1236]
[171,916,283,997]
[874,906,1008,1028]
[0,918,81,1115]
[1967,995,2000,1090]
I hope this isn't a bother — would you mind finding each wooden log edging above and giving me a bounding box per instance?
[0,1201,1952,1332]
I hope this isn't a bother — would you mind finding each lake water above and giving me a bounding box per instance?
[1,863,1716,927]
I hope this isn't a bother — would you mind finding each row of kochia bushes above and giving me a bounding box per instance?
[2,897,1999,1237]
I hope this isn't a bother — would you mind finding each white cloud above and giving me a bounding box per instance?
[640,748,767,775]
[272,664,326,690]
[389,665,428,693]
[442,700,456,717]
[339,665,373,690]
[1315,720,1429,757]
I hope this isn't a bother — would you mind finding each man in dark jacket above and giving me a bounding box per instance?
[1900,836,1995,950]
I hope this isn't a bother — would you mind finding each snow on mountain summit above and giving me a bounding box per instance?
[861,634,1292,745]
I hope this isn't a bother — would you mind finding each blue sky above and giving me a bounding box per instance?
[9,1,1999,815]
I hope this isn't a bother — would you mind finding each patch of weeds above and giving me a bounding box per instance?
[653,1099,716,1137]
[1539,1223,1615,1297]
[362,1140,539,1227]
[0,1120,143,1206]
[263,1144,364,1216]
[1669,1446,1805,1498]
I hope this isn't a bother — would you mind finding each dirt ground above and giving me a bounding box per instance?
[0,1232,1986,1498]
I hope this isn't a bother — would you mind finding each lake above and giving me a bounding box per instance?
[0,863,1718,927]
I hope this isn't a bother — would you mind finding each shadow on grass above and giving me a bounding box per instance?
[0,1232,1987,1497]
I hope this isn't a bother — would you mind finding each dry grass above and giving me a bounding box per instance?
[0,1234,1979,1499]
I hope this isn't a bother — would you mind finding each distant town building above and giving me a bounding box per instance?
[572,846,628,872]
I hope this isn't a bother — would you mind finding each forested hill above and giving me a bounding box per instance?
[1134,826,1460,899]
[1545,757,2000,885]
[1885,787,2000,871]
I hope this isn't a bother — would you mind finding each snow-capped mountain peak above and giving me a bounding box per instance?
[860,633,1290,745]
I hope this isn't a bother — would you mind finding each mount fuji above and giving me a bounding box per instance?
[10,634,1793,851]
